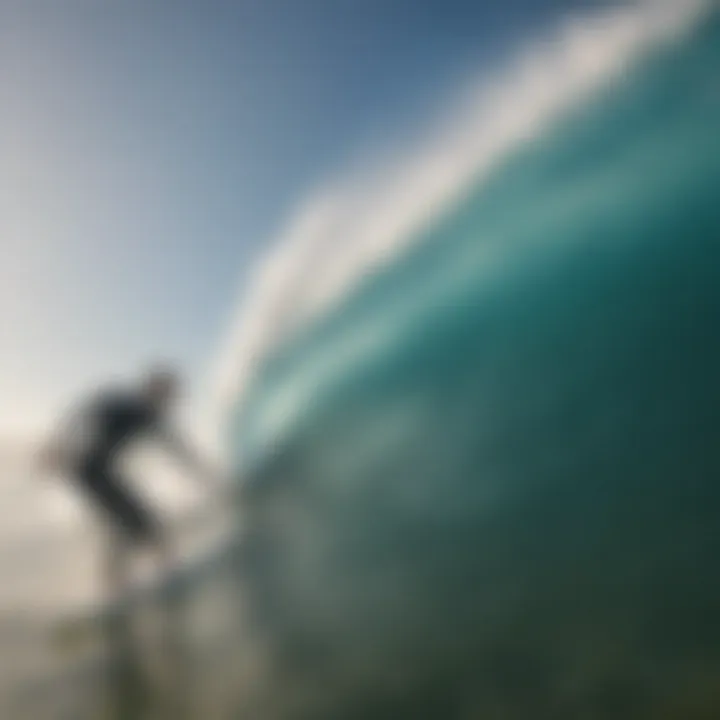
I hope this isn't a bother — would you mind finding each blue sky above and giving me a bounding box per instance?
[0,0,612,436]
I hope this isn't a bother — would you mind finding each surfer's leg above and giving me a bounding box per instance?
[89,469,160,546]
[94,472,175,592]
[78,464,161,600]
[76,464,137,601]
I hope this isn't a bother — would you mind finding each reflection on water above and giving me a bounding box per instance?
[2,527,241,720]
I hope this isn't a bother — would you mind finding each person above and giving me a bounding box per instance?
[36,365,216,602]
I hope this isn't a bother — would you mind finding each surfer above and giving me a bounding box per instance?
[36,365,216,601]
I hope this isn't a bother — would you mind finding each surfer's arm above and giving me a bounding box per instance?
[35,400,92,475]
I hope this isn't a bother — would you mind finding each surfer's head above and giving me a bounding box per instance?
[141,363,181,412]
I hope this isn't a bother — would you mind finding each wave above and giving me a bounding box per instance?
[224,8,720,718]
[7,5,720,718]
[207,0,710,447]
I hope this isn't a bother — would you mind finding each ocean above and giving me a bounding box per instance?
[6,3,720,718]
[226,5,720,718]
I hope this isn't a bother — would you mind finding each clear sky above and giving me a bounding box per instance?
[0,0,612,437]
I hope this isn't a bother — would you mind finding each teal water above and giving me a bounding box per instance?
[229,9,720,719]
[10,9,720,720]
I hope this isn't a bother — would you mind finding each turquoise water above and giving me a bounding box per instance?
[11,9,719,720]
[229,9,720,719]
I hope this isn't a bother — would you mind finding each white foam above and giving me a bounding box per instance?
[206,0,709,444]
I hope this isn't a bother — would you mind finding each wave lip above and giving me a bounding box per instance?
[208,0,711,440]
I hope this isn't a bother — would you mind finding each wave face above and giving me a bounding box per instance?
[228,9,720,719]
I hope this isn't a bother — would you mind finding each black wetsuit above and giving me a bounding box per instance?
[70,389,176,543]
